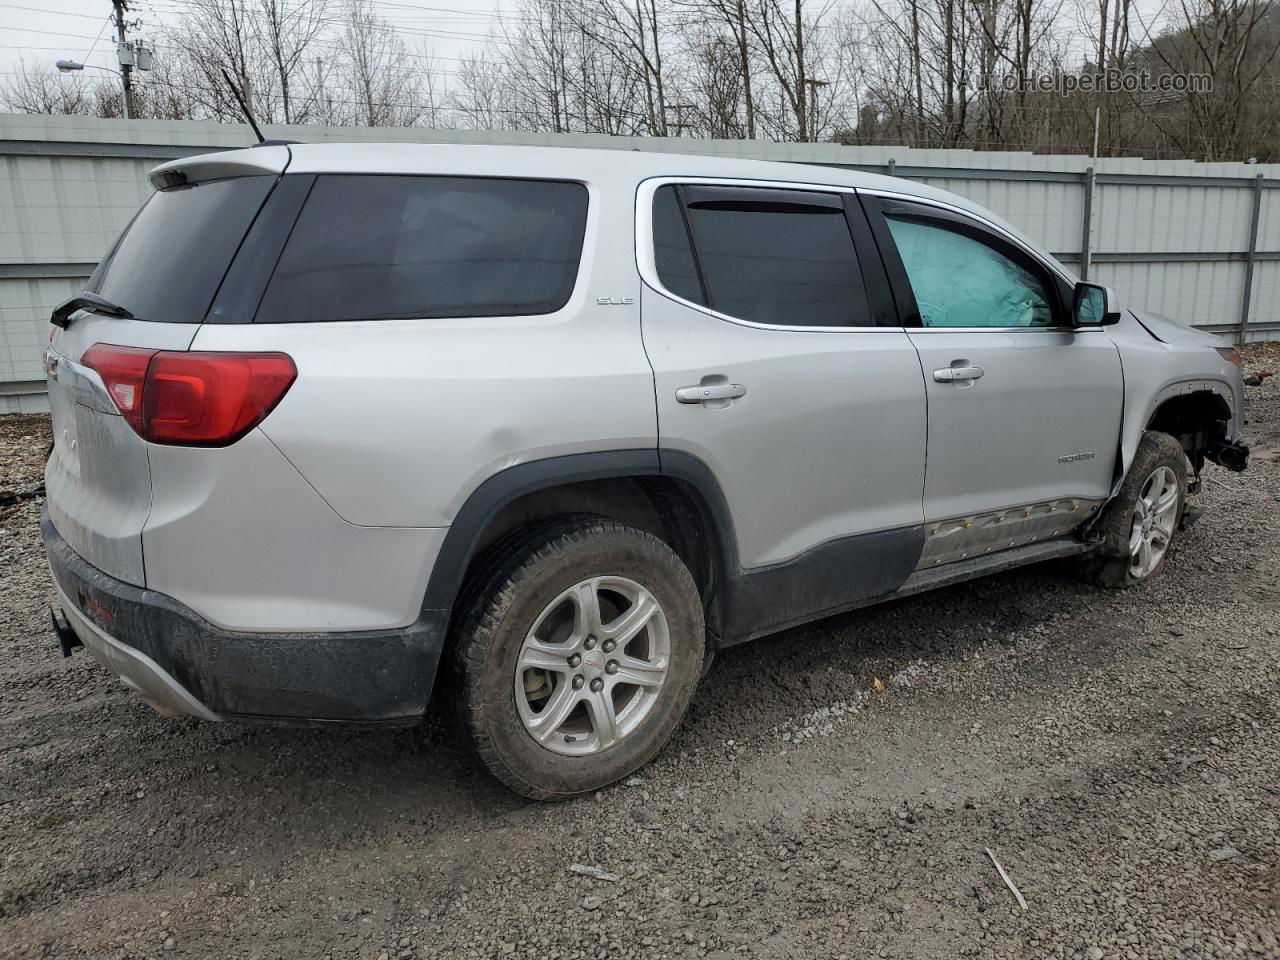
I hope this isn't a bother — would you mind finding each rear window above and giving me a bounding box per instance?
[255,175,589,323]
[89,176,274,323]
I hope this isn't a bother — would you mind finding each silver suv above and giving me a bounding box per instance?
[43,143,1249,798]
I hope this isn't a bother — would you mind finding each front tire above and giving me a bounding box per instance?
[452,518,704,799]
[1085,431,1187,588]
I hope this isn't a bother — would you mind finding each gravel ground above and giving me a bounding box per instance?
[2,346,1278,960]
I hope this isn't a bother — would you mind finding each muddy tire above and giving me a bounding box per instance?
[1083,431,1188,589]
[452,518,704,800]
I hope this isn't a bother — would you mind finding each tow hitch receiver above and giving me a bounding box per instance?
[50,607,83,658]
[1207,439,1249,472]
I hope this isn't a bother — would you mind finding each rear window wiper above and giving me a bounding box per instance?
[51,292,136,328]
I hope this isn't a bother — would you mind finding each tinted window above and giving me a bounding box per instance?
[679,190,870,327]
[885,216,1054,328]
[89,176,274,323]
[257,176,588,323]
[653,186,705,305]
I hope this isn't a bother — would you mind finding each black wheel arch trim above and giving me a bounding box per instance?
[419,448,741,613]
[421,448,924,648]
[422,449,663,614]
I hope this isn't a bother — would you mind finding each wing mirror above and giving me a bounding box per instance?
[1072,282,1122,326]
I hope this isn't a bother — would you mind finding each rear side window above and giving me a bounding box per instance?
[89,176,274,323]
[653,184,871,327]
[256,176,588,323]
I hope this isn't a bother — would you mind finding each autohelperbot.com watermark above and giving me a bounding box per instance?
[983,70,1212,96]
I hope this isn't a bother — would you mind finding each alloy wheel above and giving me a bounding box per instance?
[1128,465,1180,579]
[514,576,670,756]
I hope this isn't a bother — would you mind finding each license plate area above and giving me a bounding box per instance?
[43,351,153,587]
[47,378,82,480]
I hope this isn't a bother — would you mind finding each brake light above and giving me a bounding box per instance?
[1215,346,1243,368]
[146,352,296,445]
[81,344,296,446]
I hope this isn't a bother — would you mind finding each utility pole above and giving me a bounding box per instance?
[111,0,133,119]
[665,102,695,136]
[736,0,754,139]
[795,0,806,141]
[805,78,828,143]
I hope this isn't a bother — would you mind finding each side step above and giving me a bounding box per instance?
[893,539,1096,600]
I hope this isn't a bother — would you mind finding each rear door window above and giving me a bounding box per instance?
[256,176,588,323]
[654,184,872,327]
[89,175,275,324]
[652,185,706,306]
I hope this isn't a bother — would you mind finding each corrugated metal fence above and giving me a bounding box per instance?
[3,113,1279,413]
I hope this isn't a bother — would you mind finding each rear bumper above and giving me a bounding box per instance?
[43,511,447,725]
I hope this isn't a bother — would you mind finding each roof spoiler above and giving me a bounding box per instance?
[148,145,291,189]
[147,71,298,188]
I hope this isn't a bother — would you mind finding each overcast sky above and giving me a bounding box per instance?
[0,0,502,90]
[1,0,1178,105]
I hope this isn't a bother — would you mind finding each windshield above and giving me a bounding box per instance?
[88,175,275,323]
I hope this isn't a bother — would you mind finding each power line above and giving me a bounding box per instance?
[0,35,521,80]
[0,56,662,125]
[0,17,516,50]
[137,0,542,28]
[0,0,731,49]
[0,24,500,72]
[0,4,527,71]
[79,11,115,64]
[0,3,113,19]
[0,0,536,23]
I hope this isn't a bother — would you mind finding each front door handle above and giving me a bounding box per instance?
[676,382,747,404]
[933,364,985,383]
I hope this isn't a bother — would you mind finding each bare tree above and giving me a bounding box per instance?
[453,51,513,129]
[163,0,270,121]
[0,63,98,115]
[741,0,834,140]
[569,0,672,134]
[677,0,759,136]
[11,0,1280,159]
[342,0,431,126]
[858,0,980,145]
[257,0,329,123]
[1141,0,1280,159]
[685,27,750,136]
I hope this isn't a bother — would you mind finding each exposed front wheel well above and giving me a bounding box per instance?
[1145,391,1233,474]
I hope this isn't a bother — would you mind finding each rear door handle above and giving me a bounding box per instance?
[676,382,747,403]
[933,364,985,383]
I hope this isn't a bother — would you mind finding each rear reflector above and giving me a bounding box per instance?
[81,343,153,435]
[81,344,296,446]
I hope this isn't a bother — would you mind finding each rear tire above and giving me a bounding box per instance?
[452,518,704,800]
[1083,431,1187,589]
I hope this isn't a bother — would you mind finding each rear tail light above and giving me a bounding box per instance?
[81,344,296,446]
[1215,346,1243,368]
[81,344,153,434]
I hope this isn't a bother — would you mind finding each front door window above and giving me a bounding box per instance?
[884,215,1054,328]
